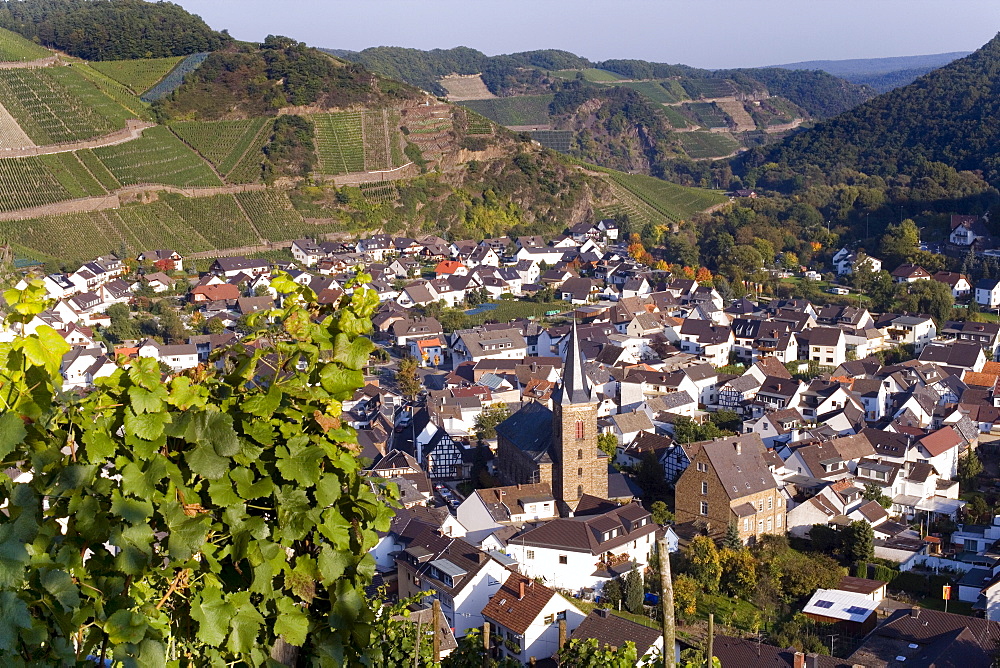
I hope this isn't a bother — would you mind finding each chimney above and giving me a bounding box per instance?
[734,441,742,455]
[595,608,609,619]
[793,652,805,668]
[805,654,821,668]
[519,580,526,600]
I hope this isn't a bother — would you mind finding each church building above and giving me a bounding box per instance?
[495,321,608,512]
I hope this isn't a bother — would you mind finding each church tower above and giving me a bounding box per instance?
[552,320,607,509]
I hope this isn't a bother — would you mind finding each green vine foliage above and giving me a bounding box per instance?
[0,273,401,665]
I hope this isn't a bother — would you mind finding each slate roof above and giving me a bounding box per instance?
[508,502,655,555]
[569,609,661,657]
[713,635,850,668]
[474,483,555,523]
[699,434,777,500]
[495,401,554,463]
[481,572,559,636]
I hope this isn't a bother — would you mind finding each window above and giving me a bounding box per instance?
[701,481,708,495]
[575,420,585,439]
[544,614,554,624]
[776,515,781,528]
[577,468,583,477]
[758,519,764,532]
[696,462,708,472]
[577,448,583,460]
[559,555,568,565]
[758,500,764,512]
[526,550,534,560]
[767,497,773,510]
[767,518,773,532]
[578,485,584,498]
[700,501,708,516]
[743,518,749,532]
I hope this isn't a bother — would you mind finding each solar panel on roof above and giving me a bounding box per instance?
[814,600,834,609]
[846,606,870,616]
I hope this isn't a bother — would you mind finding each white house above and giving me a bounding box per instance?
[481,572,586,666]
[505,502,659,596]
[456,483,558,544]
[977,278,1000,308]
[137,339,199,372]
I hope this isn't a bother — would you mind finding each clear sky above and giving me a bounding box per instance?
[170,0,1000,69]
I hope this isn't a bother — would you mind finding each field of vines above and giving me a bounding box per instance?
[39,152,107,198]
[677,131,741,159]
[680,78,734,99]
[236,190,310,242]
[531,130,573,152]
[0,209,124,263]
[91,125,222,187]
[0,27,50,62]
[549,69,624,82]
[162,193,259,249]
[313,112,364,175]
[0,156,69,212]
[609,81,679,104]
[362,109,391,171]
[115,200,213,255]
[463,108,493,135]
[0,68,127,144]
[142,52,209,102]
[662,106,692,129]
[608,170,727,222]
[90,56,184,95]
[170,117,271,182]
[75,149,122,190]
[683,102,731,129]
[457,95,552,127]
[70,63,151,120]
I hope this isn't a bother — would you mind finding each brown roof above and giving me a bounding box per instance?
[838,575,887,595]
[481,572,558,635]
[475,483,555,523]
[713,634,851,668]
[192,283,240,301]
[699,433,778,500]
[918,426,962,457]
[755,356,793,379]
[508,502,655,555]
[855,500,889,524]
[569,609,661,656]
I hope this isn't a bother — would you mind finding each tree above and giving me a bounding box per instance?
[719,548,757,599]
[722,522,743,550]
[842,521,875,566]
[443,628,519,667]
[650,500,674,525]
[672,574,699,620]
[958,450,984,491]
[0,273,397,664]
[967,494,992,524]
[862,482,893,509]
[159,307,187,342]
[474,402,511,441]
[206,317,226,335]
[896,278,954,325]
[685,535,721,593]
[601,576,623,610]
[597,432,618,458]
[879,218,920,265]
[396,354,421,399]
[557,638,638,668]
[624,566,644,614]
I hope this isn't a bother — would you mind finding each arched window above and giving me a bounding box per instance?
[577,467,583,477]
[577,448,583,460]
[577,485,584,498]
[575,420,585,440]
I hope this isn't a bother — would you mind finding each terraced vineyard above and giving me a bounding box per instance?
[609,81,680,104]
[116,200,213,255]
[677,131,741,159]
[0,27,50,62]
[463,109,494,135]
[142,53,210,102]
[681,78,734,99]
[71,64,151,120]
[162,193,259,249]
[362,109,391,171]
[662,106,692,129]
[76,149,122,190]
[0,157,70,212]
[592,166,727,227]
[170,118,271,182]
[91,125,222,187]
[236,190,310,241]
[457,95,553,127]
[40,152,107,198]
[0,68,129,144]
[358,182,397,205]
[531,130,573,152]
[549,68,624,82]
[90,56,184,95]
[313,112,364,174]
[0,209,125,262]
[683,102,731,129]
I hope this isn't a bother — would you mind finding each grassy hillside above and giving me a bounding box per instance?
[0,26,49,61]
[90,56,184,95]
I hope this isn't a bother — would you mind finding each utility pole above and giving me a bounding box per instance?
[706,613,714,668]
[482,621,491,668]
[432,599,442,663]
[658,537,676,668]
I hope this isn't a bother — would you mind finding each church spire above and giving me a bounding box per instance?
[560,318,592,405]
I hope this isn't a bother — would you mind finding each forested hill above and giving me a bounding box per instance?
[0,0,230,60]
[758,33,1000,188]
[773,51,971,92]
[155,36,423,120]
[329,45,873,119]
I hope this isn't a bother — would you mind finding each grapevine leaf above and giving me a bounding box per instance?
[318,365,363,399]
[137,639,166,668]
[208,475,241,507]
[185,410,239,457]
[129,356,162,390]
[167,376,205,410]
[190,588,233,647]
[124,410,167,441]
[111,489,153,524]
[186,443,229,480]
[333,333,375,371]
[227,597,265,654]
[127,384,167,414]
[231,466,273,499]
[0,591,31,650]
[0,412,25,460]
[41,569,80,611]
[317,545,350,582]
[275,597,310,646]
[241,387,281,418]
[164,502,209,561]
[105,609,147,645]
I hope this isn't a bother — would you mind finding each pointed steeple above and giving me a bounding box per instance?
[560,318,593,405]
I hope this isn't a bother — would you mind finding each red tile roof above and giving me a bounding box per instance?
[919,426,962,457]
[481,572,557,635]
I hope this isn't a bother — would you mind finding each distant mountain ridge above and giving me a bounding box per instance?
[758,35,1000,187]
[772,51,971,93]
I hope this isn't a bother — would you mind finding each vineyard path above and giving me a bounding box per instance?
[0,56,63,70]
[0,119,156,158]
[0,183,267,222]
